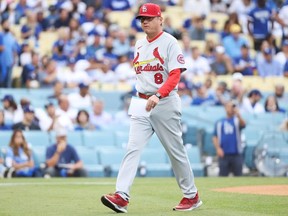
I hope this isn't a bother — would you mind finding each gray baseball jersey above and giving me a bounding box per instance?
[115,31,198,200]
[133,32,186,95]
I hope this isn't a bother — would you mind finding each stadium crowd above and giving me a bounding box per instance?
[0,0,288,178]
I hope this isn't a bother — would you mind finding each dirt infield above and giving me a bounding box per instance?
[213,185,288,196]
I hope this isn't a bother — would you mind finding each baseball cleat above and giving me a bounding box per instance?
[173,192,202,211]
[101,193,129,213]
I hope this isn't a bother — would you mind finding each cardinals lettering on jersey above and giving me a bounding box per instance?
[133,47,165,74]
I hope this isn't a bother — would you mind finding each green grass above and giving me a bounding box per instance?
[0,177,287,216]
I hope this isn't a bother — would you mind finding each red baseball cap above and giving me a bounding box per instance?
[136,3,162,19]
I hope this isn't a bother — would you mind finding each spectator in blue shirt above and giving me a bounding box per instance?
[207,19,218,33]
[222,24,248,59]
[257,48,283,77]
[247,0,273,51]
[191,84,215,106]
[233,44,256,76]
[21,11,43,41]
[0,31,4,87]
[4,130,40,177]
[21,52,42,88]
[44,129,87,177]
[0,19,18,88]
[284,60,288,77]
[213,101,246,176]
[15,0,30,24]
[130,17,143,33]
[103,0,131,11]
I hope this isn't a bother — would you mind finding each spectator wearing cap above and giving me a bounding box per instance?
[177,80,193,107]
[1,95,23,124]
[52,27,74,59]
[191,83,215,106]
[257,48,283,77]
[214,81,231,106]
[275,40,288,71]
[233,44,256,76]
[247,0,273,51]
[222,24,248,59]
[44,128,87,177]
[230,73,246,104]
[21,52,42,88]
[207,19,218,33]
[239,89,265,114]
[184,46,211,80]
[12,105,41,131]
[54,8,70,29]
[0,109,12,130]
[213,100,246,177]
[87,31,104,60]
[67,82,95,109]
[51,40,69,67]
[37,102,57,131]
[210,46,234,75]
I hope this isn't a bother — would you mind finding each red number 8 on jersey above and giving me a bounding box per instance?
[154,73,163,84]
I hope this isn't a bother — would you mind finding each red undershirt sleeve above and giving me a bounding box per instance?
[157,68,181,98]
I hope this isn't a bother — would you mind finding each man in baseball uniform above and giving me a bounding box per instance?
[101,3,202,213]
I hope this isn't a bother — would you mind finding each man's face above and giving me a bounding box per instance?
[24,112,34,122]
[140,16,162,35]
[225,101,235,116]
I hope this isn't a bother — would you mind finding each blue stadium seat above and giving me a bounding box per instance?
[0,131,13,148]
[186,146,205,177]
[139,149,172,177]
[49,131,84,146]
[23,131,51,147]
[90,91,125,112]
[82,130,115,148]
[74,146,104,177]
[114,131,129,148]
[98,148,126,177]
[202,126,216,156]
[32,146,46,167]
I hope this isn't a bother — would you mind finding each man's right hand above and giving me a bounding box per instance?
[216,147,224,158]
[56,140,67,153]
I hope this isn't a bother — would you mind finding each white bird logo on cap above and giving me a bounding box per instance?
[142,5,147,12]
